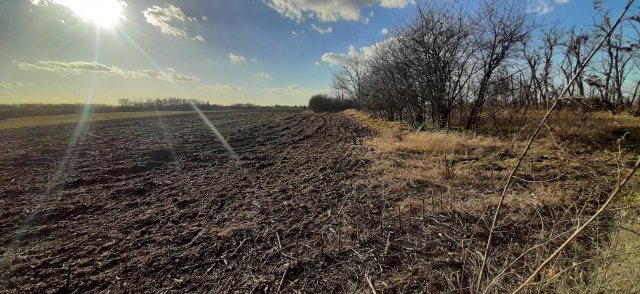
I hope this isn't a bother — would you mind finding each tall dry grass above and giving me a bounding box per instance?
[344,108,640,292]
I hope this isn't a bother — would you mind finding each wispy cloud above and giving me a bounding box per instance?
[198,83,249,91]
[265,0,412,22]
[229,53,247,63]
[268,85,328,96]
[311,24,333,34]
[381,27,389,36]
[526,0,571,15]
[254,72,273,80]
[143,4,205,41]
[0,81,24,89]
[15,60,198,82]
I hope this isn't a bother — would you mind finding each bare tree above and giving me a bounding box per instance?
[465,0,530,130]
[560,27,590,98]
[331,55,369,106]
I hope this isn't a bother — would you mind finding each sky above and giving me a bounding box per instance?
[0,0,631,106]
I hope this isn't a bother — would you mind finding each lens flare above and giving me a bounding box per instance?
[119,31,239,160]
[56,0,127,28]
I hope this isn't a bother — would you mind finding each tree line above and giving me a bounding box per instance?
[308,94,357,113]
[117,98,210,111]
[319,0,640,130]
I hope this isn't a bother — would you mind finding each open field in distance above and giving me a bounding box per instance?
[0,111,193,130]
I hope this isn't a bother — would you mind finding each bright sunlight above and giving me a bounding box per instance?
[56,0,126,28]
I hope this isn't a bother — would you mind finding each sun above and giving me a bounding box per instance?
[57,0,127,28]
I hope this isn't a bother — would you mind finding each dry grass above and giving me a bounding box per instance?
[343,109,502,155]
[373,131,501,154]
[344,108,640,292]
[553,179,640,293]
[561,222,640,294]
[0,111,193,129]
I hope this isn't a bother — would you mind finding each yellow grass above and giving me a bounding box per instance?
[0,111,193,129]
[345,109,640,292]
[343,109,502,155]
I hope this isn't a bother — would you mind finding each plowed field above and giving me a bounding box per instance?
[1,111,400,292]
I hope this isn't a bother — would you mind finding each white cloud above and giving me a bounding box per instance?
[321,38,397,66]
[254,72,273,80]
[192,35,205,42]
[264,0,412,22]
[379,0,410,8]
[321,52,350,66]
[311,24,333,34]
[0,81,24,89]
[229,53,247,63]
[142,5,202,41]
[198,83,249,91]
[251,58,259,64]
[15,60,198,82]
[526,0,571,15]
[321,45,358,66]
[381,27,389,35]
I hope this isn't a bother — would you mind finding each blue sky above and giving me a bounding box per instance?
[0,0,632,105]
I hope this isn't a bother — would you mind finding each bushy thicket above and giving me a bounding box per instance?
[331,0,640,130]
[308,94,356,113]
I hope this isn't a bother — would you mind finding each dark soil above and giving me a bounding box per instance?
[1,111,389,293]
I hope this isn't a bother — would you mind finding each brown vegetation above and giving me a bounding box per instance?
[347,108,640,292]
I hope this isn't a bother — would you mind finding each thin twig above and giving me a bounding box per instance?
[277,264,289,292]
[512,175,562,183]
[231,238,247,256]
[365,274,378,294]
[276,232,282,250]
[475,0,636,291]
[483,229,574,293]
[513,156,640,293]
[542,249,640,288]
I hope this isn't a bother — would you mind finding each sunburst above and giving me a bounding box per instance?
[57,0,126,28]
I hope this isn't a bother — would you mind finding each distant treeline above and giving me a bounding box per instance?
[116,98,208,110]
[307,94,356,113]
[0,98,305,120]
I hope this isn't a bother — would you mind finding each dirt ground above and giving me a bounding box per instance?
[0,110,635,293]
[1,110,380,293]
